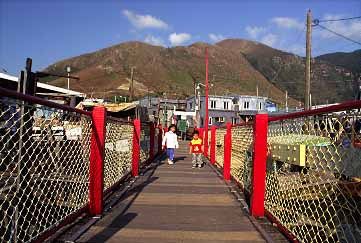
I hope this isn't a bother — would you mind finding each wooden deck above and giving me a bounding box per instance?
[74,142,279,243]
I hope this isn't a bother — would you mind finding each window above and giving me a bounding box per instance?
[244,101,250,109]
[210,100,216,109]
[259,102,262,110]
[208,117,212,125]
[189,102,193,110]
[223,102,229,110]
[215,117,225,123]
[232,118,238,125]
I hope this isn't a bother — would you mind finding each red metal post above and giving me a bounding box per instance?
[132,119,141,177]
[158,125,163,154]
[204,47,209,157]
[250,114,268,217]
[149,122,155,161]
[223,122,232,180]
[210,126,216,164]
[89,106,106,216]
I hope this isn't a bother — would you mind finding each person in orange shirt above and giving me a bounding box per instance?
[189,130,204,168]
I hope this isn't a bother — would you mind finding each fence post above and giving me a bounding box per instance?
[250,113,268,217]
[89,106,106,216]
[223,122,232,180]
[210,126,216,164]
[158,125,163,154]
[132,119,141,177]
[149,122,155,161]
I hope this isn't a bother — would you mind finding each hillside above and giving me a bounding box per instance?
[317,49,361,74]
[217,39,356,104]
[43,39,357,106]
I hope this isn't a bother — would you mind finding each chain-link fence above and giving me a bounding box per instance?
[140,123,150,164]
[215,127,226,167]
[0,97,92,242]
[266,110,361,242]
[231,125,254,192]
[154,127,159,156]
[104,119,133,192]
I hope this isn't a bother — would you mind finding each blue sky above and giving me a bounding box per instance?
[1,0,360,75]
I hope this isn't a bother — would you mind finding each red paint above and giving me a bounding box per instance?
[199,128,204,139]
[223,122,232,180]
[250,114,268,217]
[210,126,216,164]
[149,123,155,161]
[132,119,141,177]
[269,100,361,122]
[158,125,163,154]
[204,47,209,157]
[89,106,106,216]
[0,87,91,116]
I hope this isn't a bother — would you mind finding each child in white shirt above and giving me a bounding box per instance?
[162,124,179,165]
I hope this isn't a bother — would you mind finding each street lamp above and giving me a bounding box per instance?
[66,66,71,90]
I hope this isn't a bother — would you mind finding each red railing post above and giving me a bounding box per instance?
[223,122,232,180]
[250,113,268,217]
[158,125,163,154]
[89,106,106,216]
[132,119,141,177]
[149,122,155,161]
[210,126,216,164]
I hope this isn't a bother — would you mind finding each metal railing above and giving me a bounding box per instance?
[210,101,361,243]
[0,87,161,242]
[103,117,133,192]
[266,104,361,243]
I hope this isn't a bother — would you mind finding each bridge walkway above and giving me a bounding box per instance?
[74,141,274,243]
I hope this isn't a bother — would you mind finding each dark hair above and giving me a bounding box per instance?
[193,130,199,135]
[168,124,176,130]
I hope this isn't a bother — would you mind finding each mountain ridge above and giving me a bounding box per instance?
[43,39,358,106]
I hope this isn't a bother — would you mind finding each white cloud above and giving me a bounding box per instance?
[122,9,168,29]
[316,14,361,41]
[144,35,165,46]
[209,33,226,42]
[261,33,278,47]
[271,17,304,30]
[245,26,266,39]
[169,32,191,46]
[288,44,305,55]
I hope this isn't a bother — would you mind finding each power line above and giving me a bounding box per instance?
[315,24,361,46]
[315,16,361,23]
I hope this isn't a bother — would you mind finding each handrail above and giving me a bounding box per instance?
[106,115,133,125]
[269,100,361,122]
[232,121,253,127]
[0,87,92,116]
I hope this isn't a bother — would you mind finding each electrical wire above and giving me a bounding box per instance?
[316,24,361,46]
[315,16,361,23]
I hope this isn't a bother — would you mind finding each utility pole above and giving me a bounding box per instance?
[305,9,312,110]
[285,90,288,112]
[204,47,209,157]
[129,66,135,102]
[256,83,259,111]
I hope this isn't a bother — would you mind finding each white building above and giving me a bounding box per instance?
[186,95,269,127]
